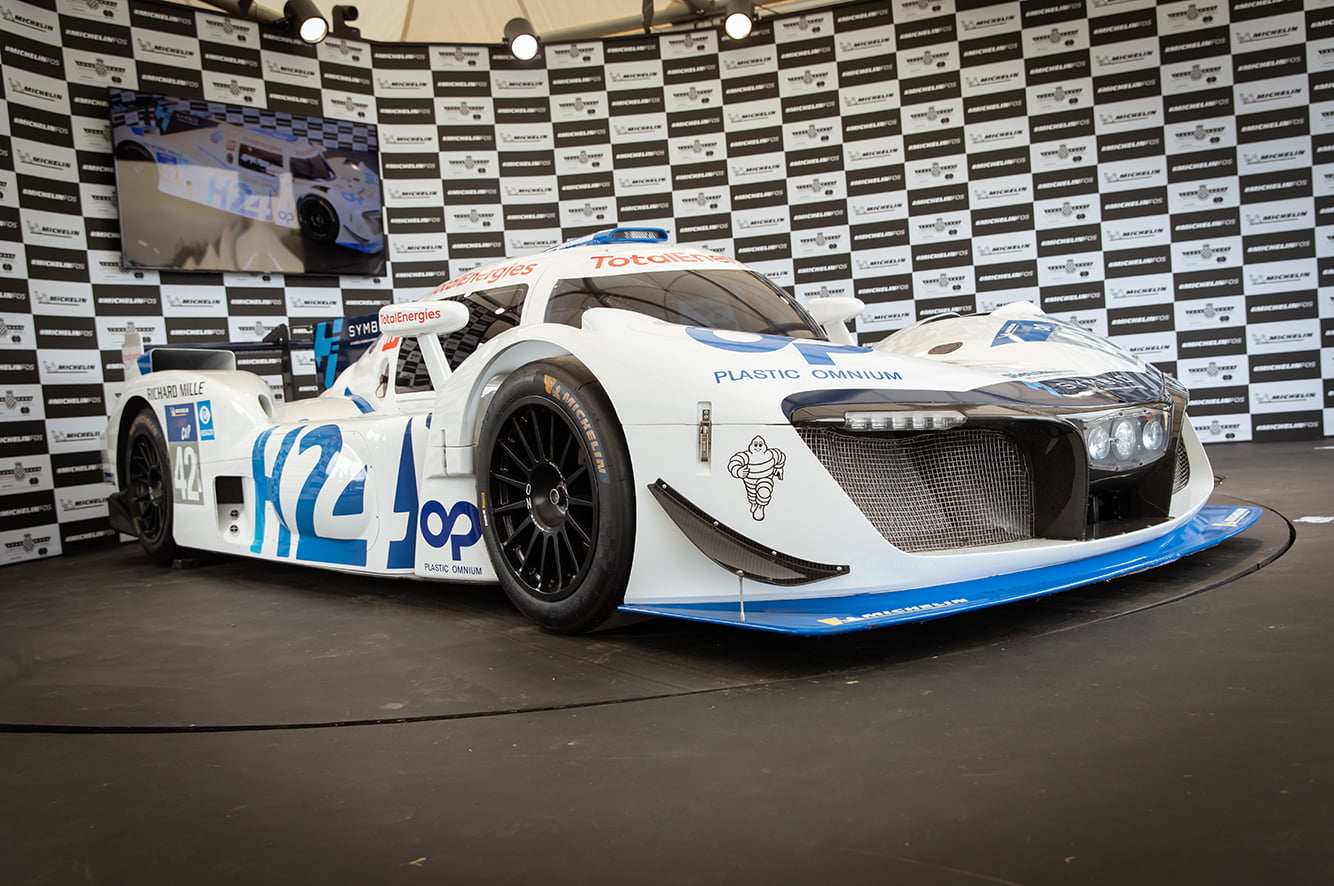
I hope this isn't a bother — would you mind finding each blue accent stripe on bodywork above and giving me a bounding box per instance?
[343,387,375,414]
[619,505,1264,636]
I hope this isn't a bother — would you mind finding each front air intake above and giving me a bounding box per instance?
[797,426,1035,553]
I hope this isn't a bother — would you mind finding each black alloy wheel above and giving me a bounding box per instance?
[125,408,177,564]
[297,196,340,243]
[478,360,635,633]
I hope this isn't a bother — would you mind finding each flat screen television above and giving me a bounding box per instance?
[109,88,385,276]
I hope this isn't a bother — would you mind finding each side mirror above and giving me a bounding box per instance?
[378,300,469,337]
[806,296,864,346]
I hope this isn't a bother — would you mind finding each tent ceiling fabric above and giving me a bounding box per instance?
[172,0,845,45]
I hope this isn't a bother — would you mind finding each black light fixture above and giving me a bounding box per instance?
[723,0,753,39]
[283,0,329,43]
[503,17,540,60]
[331,4,360,38]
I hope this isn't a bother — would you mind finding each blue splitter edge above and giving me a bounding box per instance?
[619,505,1263,636]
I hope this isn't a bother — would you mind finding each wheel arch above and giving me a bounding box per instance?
[115,395,155,486]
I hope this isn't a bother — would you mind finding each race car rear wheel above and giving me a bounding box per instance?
[477,360,635,633]
[297,196,340,244]
[125,408,177,565]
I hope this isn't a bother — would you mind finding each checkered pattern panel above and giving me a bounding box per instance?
[0,0,1331,567]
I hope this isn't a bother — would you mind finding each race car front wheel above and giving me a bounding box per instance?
[125,408,177,565]
[477,359,635,633]
[297,196,340,244]
[113,141,152,162]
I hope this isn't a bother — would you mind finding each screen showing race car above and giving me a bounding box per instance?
[109,89,385,276]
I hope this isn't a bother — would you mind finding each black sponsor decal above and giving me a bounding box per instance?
[898,71,961,106]
[45,384,108,419]
[1089,7,1156,45]
[9,105,73,148]
[376,97,434,121]
[1252,411,1322,443]
[503,205,558,230]
[1104,244,1172,278]
[963,90,1026,124]
[391,260,449,290]
[917,295,978,319]
[777,36,835,68]
[1249,350,1320,382]
[904,128,964,161]
[1173,266,1243,301]
[972,203,1035,234]
[493,97,550,123]
[603,36,659,62]
[895,15,957,50]
[1108,304,1174,335]
[442,179,500,205]
[1167,146,1236,183]
[163,317,230,345]
[791,200,847,230]
[794,252,851,284]
[912,240,973,270]
[1022,0,1087,28]
[1038,224,1101,256]
[60,517,117,550]
[785,145,843,177]
[847,165,905,197]
[1093,69,1160,104]
[131,3,196,35]
[1309,7,1334,40]
[1028,107,1095,143]
[94,286,161,316]
[617,195,673,221]
[3,33,64,78]
[1096,127,1164,163]
[445,232,505,257]
[976,260,1039,292]
[267,86,324,117]
[1241,169,1311,204]
[0,489,55,532]
[386,207,446,234]
[1034,168,1097,200]
[1164,87,1234,125]
[201,41,261,77]
[960,34,1022,67]
[730,181,788,210]
[76,150,114,186]
[677,213,732,241]
[1232,46,1304,83]
[666,108,723,137]
[550,66,606,94]
[907,183,968,216]
[135,61,204,97]
[25,245,88,283]
[835,3,892,30]
[609,87,665,116]
[1230,0,1301,22]
[734,233,791,263]
[558,172,615,200]
[0,352,39,385]
[839,56,895,88]
[50,449,104,489]
[843,108,900,142]
[60,19,132,56]
[371,45,427,68]
[437,125,496,152]
[1101,187,1167,221]
[1236,106,1308,144]
[1325,316,1334,348]
[1171,208,1240,241]
[780,92,839,122]
[1177,326,1246,357]
[855,275,913,304]
[1024,50,1090,86]
[1189,384,1249,415]
[611,142,667,169]
[35,314,96,349]
[723,73,779,104]
[381,152,440,179]
[664,56,718,85]
[851,219,908,249]
[726,128,782,157]
[434,70,490,97]
[670,161,728,190]
[1160,27,1230,64]
[1243,230,1314,264]
[1040,280,1104,311]
[968,146,1031,180]
[499,151,555,176]
[1245,291,1318,324]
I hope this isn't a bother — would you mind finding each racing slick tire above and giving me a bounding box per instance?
[113,141,153,162]
[124,408,178,566]
[297,196,340,244]
[477,359,636,634]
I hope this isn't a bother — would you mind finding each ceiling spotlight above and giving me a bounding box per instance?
[284,0,328,42]
[331,4,359,38]
[724,0,753,40]
[504,17,540,61]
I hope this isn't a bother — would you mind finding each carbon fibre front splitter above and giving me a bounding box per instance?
[618,505,1264,636]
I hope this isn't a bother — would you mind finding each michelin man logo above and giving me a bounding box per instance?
[728,436,785,521]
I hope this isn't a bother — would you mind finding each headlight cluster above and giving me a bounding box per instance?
[1075,407,1170,470]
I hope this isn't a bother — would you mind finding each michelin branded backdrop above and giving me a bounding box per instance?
[0,0,1331,564]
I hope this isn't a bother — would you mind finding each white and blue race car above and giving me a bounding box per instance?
[113,108,383,254]
[102,228,1258,635]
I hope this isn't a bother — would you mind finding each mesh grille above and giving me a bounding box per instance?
[798,426,1035,553]
[1173,440,1190,494]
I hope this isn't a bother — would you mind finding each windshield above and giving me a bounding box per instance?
[290,154,336,181]
[545,269,823,338]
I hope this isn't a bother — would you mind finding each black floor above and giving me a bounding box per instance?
[3,441,1331,885]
